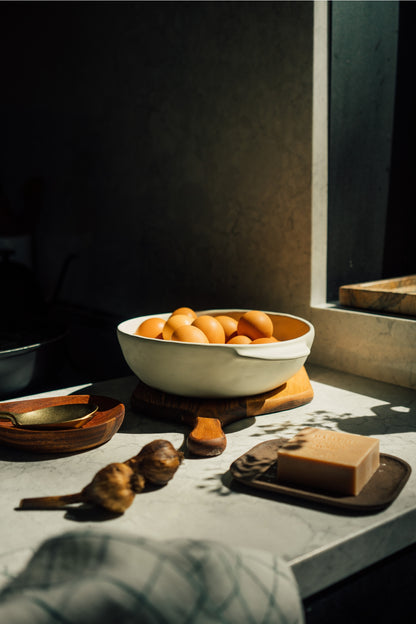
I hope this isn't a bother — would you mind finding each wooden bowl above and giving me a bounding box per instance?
[0,394,124,453]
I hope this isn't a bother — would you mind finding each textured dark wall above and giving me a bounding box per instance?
[327,1,399,300]
[1,1,313,318]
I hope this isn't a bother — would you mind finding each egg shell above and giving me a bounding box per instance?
[215,315,238,341]
[171,307,197,320]
[135,317,165,339]
[162,314,193,340]
[171,325,210,344]
[192,315,226,344]
[237,310,273,340]
[227,335,252,344]
[252,336,279,344]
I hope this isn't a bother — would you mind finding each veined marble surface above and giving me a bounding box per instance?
[0,364,415,598]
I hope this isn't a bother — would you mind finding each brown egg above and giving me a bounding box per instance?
[171,307,197,320]
[162,314,193,340]
[171,325,209,344]
[252,336,279,344]
[215,315,238,341]
[135,317,165,339]
[227,335,252,344]
[237,310,273,340]
[192,315,225,344]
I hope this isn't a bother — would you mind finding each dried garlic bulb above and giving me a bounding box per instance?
[19,439,183,514]
[126,439,183,486]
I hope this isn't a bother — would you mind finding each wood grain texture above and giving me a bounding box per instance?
[339,275,416,316]
[187,417,227,457]
[131,367,313,457]
[0,395,124,453]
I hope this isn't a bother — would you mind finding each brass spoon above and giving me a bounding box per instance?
[0,403,99,430]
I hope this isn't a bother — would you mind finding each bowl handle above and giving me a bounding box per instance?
[233,344,310,361]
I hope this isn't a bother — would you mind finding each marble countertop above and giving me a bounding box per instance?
[0,364,415,598]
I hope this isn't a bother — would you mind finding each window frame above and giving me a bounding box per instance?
[309,1,416,391]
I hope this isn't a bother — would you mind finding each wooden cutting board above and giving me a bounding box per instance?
[131,367,313,457]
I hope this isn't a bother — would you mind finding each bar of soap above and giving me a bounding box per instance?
[277,427,380,495]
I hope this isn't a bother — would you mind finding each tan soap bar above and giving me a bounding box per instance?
[277,427,380,495]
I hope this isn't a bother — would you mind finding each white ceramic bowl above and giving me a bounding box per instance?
[117,309,314,398]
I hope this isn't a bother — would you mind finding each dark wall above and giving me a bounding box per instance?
[382,0,416,278]
[327,0,399,301]
[327,0,416,301]
[1,1,313,319]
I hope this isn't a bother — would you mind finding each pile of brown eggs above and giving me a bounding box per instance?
[135,308,279,345]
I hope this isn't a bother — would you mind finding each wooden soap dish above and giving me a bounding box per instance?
[131,367,313,457]
[230,438,411,512]
[0,395,124,454]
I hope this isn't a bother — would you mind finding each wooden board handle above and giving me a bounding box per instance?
[187,416,227,457]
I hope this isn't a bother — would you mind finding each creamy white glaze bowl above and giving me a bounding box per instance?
[117,309,314,398]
